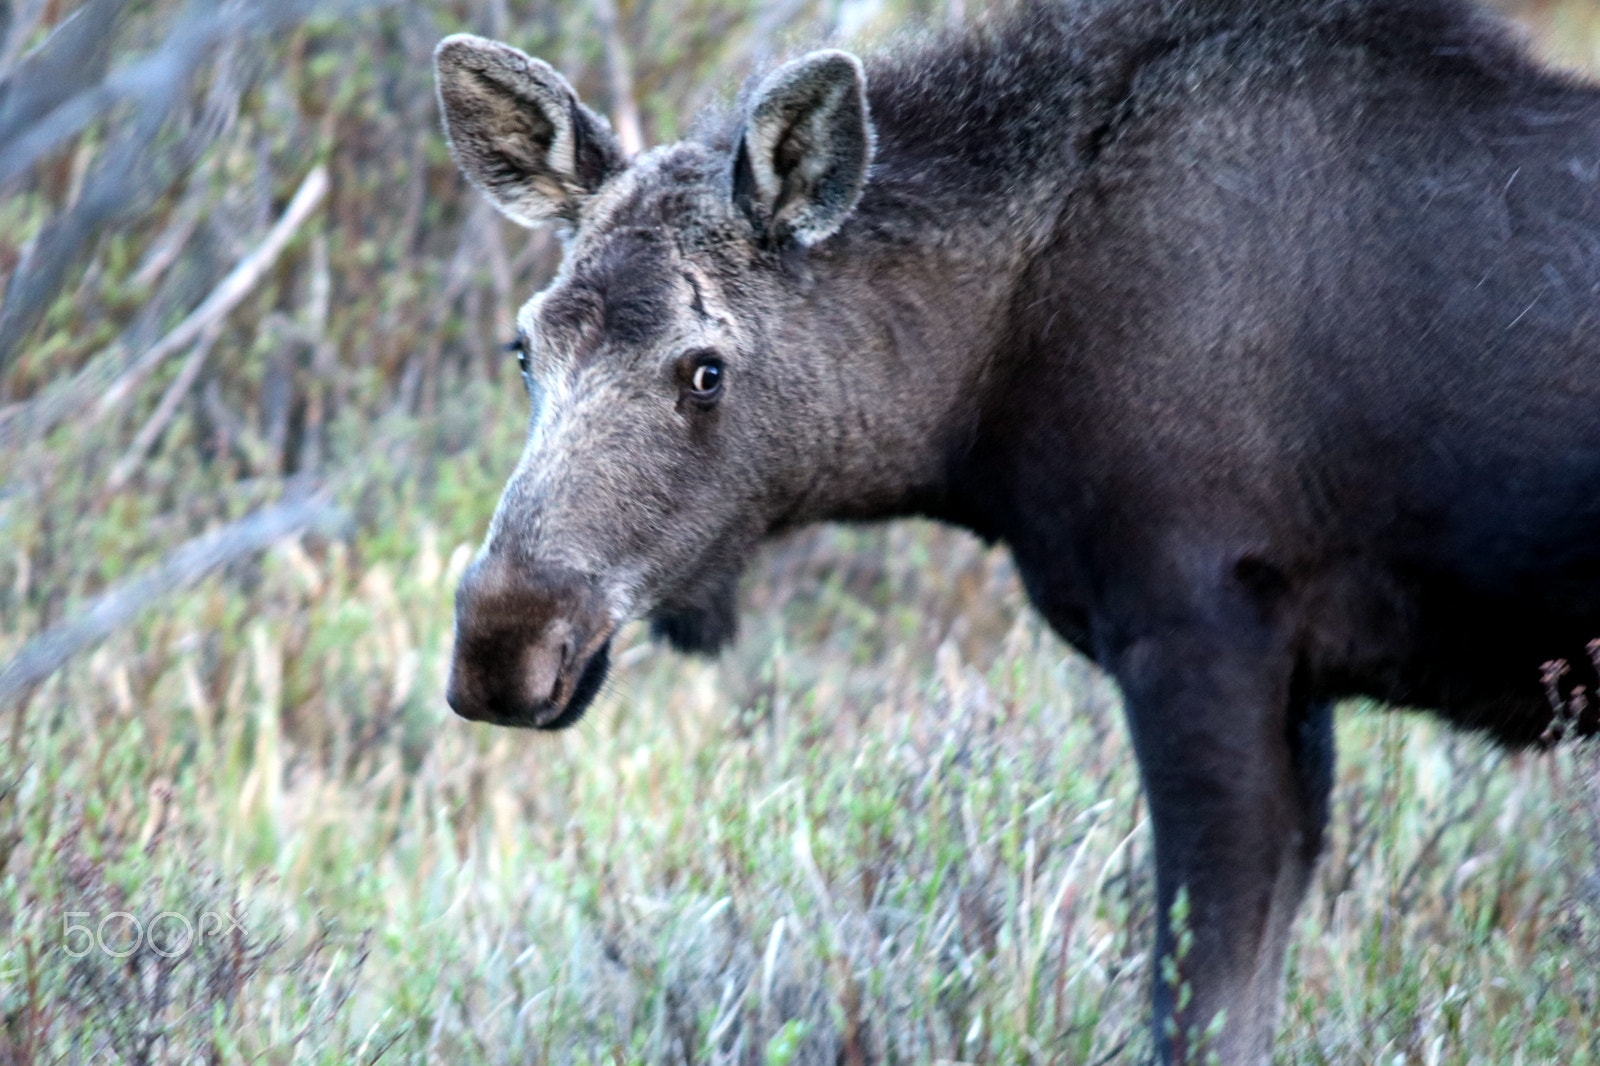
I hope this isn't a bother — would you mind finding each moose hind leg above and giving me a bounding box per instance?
[1112,632,1335,1066]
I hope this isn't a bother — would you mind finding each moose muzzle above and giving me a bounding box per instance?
[446,554,615,729]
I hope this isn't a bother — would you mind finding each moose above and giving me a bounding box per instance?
[434,0,1600,1059]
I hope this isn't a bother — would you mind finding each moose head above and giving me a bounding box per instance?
[434,36,903,728]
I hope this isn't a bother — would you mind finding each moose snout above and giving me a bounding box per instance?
[446,556,615,729]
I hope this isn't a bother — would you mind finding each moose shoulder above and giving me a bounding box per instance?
[433,0,1600,1061]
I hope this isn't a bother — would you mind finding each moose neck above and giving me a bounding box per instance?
[772,208,1050,534]
[753,19,1095,537]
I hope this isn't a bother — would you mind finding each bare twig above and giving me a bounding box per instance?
[0,170,221,446]
[130,197,203,291]
[0,4,247,381]
[94,163,329,419]
[0,493,346,708]
[104,321,224,491]
[0,0,368,185]
[0,0,127,148]
[0,99,178,383]
[0,0,392,381]
[0,162,324,446]
[0,0,51,78]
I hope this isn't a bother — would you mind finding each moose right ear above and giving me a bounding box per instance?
[433,34,626,226]
[733,50,874,248]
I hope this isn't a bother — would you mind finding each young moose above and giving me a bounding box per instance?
[435,0,1600,1060]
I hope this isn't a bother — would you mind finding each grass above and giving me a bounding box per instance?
[3,0,1600,1062]
[6,511,1600,1063]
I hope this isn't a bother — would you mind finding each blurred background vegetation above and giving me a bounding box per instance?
[1,0,1600,1062]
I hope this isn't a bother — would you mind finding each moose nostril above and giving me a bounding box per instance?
[549,639,574,703]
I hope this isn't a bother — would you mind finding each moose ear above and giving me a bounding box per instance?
[433,34,626,227]
[733,50,875,247]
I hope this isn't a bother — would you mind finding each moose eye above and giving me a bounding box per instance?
[686,354,725,401]
[504,337,531,376]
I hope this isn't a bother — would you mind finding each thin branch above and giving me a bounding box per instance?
[0,162,221,445]
[0,94,175,381]
[0,6,246,380]
[0,161,320,445]
[130,196,203,291]
[0,0,53,82]
[0,0,391,379]
[0,494,346,709]
[94,163,328,420]
[104,320,223,491]
[0,0,128,150]
[0,0,387,185]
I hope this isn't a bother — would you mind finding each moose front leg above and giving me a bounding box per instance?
[1107,624,1335,1065]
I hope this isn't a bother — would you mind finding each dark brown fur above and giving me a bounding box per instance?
[434,2,1600,1060]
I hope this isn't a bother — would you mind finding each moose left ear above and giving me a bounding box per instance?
[733,50,875,247]
[434,34,625,226]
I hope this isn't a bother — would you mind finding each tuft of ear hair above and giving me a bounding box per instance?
[733,50,875,248]
[433,34,626,227]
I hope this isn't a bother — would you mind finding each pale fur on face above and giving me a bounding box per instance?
[482,149,770,637]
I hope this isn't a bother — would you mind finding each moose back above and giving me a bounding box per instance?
[433,0,1600,1060]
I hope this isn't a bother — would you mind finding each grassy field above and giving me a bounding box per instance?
[4,0,1600,1062]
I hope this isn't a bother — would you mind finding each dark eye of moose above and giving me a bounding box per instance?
[685,354,724,401]
[505,337,534,393]
[504,337,530,373]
